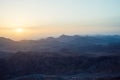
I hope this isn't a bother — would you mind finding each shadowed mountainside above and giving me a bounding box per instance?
[0,35,120,80]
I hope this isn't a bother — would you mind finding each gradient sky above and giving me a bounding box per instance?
[0,0,120,40]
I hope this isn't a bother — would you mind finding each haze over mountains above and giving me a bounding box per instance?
[0,35,120,80]
[0,35,120,56]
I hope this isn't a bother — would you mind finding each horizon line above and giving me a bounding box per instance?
[0,34,120,41]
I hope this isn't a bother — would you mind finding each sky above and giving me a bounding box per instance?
[0,0,120,40]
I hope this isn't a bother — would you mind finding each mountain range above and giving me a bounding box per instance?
[0,35,120,56]
[0,35,120,80]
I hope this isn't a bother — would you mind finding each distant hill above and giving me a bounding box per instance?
[0,35,120,56]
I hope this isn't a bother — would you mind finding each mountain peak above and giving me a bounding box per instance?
[0,37,14,42]
[59,34,72,38]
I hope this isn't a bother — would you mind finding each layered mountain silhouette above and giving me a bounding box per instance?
[0,35,120,80]
[0,35,120,56]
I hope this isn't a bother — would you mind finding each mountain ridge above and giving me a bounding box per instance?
[0,35,120,56]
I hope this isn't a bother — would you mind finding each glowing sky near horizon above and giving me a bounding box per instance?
[0,0,120,40]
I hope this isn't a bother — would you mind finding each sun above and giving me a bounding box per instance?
[16,28,24,33]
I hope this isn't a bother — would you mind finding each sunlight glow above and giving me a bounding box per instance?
[16,28,24,33]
